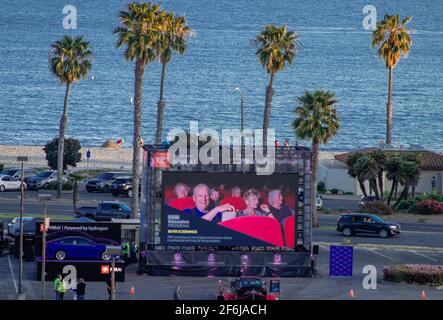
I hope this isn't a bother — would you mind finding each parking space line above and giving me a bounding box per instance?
[365,248,393,260]
[409,250,438,262]
[319,245,330,251]
[7,255,18,293]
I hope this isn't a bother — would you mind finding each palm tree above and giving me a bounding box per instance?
[347,152,369,198]
[254,24,298,143]
[372,14,412,145]
[393,157,421,209]
[368,149,387,199]
[293,90,340,227]
[154,12,193,144]
[356,155,380,199]
[49,36,93,199]
[386,154,403,205]
[114,1,162,218]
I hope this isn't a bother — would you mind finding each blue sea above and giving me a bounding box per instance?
[0,0,442,150]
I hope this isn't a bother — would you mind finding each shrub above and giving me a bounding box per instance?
[383,264,443,285]
[330,188,339,194]
[415,199,443,215]
[44,138,82,170]
[420,192,443,202]
[359,200,394,215]
[396,199,416,211]
[317,181,326,193]
[45,180,74,191]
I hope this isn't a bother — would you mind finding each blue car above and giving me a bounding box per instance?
[46,236,112,261]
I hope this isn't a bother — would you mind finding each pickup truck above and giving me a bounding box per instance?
[74,201,131,221]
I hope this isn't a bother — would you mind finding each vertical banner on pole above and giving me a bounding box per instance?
[329,245,353,276]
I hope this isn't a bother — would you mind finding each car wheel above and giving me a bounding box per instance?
[342,227,353,237]
[127,189,134,198]
[102,185,109,193]
[112,192,119,197]
[379,229,389,238]
[0,185,5,192]
[43,183,49,189]
[102,252,111,261]
[55,250,66,261]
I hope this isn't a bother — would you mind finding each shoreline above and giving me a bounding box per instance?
[0,144,346,171]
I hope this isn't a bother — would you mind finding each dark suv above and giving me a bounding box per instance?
[110,177,139,198]
[337,213,401,238]
[85,172,128,193]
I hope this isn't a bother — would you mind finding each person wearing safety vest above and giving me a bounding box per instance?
[54,274,66,300]
[121,242,130,265]
[130,240,138,264]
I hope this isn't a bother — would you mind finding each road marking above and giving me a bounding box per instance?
[319,245,330,251]
[409,250,438,262]
[365,248,393,260]
[7,255,18,293]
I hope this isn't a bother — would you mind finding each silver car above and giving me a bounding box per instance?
[27,170,64,190]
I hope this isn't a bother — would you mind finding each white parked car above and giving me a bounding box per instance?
[0,174,27,192]
[316,194,323,210]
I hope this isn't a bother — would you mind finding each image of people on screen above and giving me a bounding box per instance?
[173,183,190,199]
[237,189,269,217]
[266,189,294,223]
[183,184,235,223]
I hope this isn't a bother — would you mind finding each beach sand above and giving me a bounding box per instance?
[0,145,343,171]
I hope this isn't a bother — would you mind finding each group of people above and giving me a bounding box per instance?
[53,275,117,300]
[170,182,294,224]
[54,275,86,300]
[121,240,138,265]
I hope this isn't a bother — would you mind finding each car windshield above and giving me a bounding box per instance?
[2,169,18,176]
[37,171,52,178]
[371,215,385,223]
[238,279,263,288]
[97,173,114,180]
[119,203,131,211]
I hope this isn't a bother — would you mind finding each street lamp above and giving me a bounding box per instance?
[235,87,244,146]
[39,193,52,300]
[16,156,28,300]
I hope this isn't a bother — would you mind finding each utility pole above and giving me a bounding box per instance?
[17,156,28,300]
[39,194,51,300]
[235,87,244,146]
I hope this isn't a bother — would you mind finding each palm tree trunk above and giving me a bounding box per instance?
[358,179,368,198]
[386,67,393,145]
[311,140,319,227]
[393,185,408,209]
[378,171,384,200]
[155,62,167,145]
[57,83,71,199]
[387,179,397,205]
[131,60,145,219]
[371,178,379,199]
[263,72,275,144]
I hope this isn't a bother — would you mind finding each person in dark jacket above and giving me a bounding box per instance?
[76,278,86,300]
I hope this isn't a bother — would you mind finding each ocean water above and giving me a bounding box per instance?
[0,0,442,150]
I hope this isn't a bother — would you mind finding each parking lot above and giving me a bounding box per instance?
[1,244,442,300]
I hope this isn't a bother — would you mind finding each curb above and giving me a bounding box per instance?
[314,241,443,253]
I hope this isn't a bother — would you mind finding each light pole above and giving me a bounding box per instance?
[235,87,244,146]
[39,194,51,300]
[16,156,28,300]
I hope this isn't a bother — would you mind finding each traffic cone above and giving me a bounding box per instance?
[130,286,135,295]
[421,290,426,300]
[348,289,355,299]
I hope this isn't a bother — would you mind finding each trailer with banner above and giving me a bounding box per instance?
[139,143,314,277]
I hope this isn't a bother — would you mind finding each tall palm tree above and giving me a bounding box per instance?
[347,152,368,198]
[356,155,380,199]
[293,90,340,227]
[114,1,162,218]
[368,149,387,199]
[372,14,412,145]
[386,154,403,205]
[49,36,93,199]
[154,12,193,144]
[254,24,298,143]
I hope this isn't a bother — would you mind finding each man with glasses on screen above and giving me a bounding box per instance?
[184,183,235,223]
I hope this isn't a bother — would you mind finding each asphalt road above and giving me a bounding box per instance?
[1,246,443,300]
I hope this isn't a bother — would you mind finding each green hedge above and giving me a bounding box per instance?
[384,264,443,285]
[45,180,74,191]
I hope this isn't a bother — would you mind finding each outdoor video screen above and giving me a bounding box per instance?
[161,172,298,247]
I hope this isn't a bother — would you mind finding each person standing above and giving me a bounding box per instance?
[122,241,130,265]
[431,176,436,192]
[54,274,66,300]
[130,240,138,264]
[76,278,86,300]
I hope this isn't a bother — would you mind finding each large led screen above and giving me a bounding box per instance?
[161,172,298,247]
